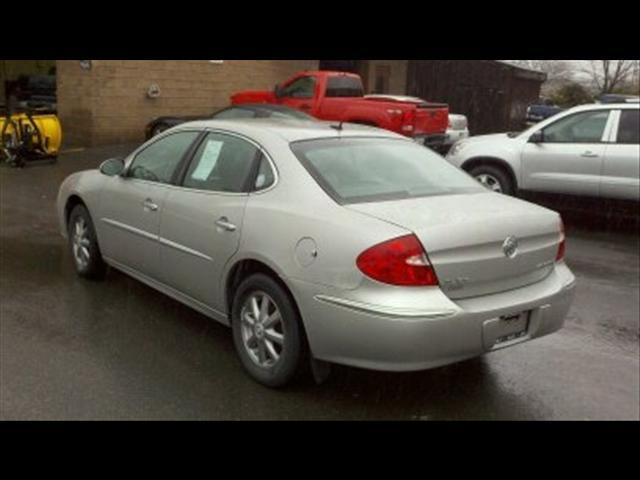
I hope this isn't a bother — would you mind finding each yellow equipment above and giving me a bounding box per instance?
[1,109,62,167]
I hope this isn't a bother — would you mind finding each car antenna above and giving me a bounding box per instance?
[330,121,344,132]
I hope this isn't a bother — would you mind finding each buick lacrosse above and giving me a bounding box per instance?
[57,119,576,387]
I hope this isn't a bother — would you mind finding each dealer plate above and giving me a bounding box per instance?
[494,311,530,345]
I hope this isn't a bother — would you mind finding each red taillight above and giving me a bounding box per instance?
[556,218,566,262]
[356,234,439,286]
[401,110,415,134]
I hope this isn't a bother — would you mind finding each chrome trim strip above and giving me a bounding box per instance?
[314,294,457,319]
[101,217,158,241]
[101,218,213,262]
[159,237,213,262]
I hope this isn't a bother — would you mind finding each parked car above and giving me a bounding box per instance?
[446,103,640,200]
[57,119,575,387]
[144,103,316,139]
[525,101,563,125]
[444,113,470,148]
[231,71,449,149]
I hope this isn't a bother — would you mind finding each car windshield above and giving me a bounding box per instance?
[291,137,485,204]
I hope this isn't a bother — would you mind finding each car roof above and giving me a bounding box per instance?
[569,102,639,112]
[178,118,405,143]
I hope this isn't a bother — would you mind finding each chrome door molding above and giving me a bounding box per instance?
[101,217,213,262]
[101,217,158,242]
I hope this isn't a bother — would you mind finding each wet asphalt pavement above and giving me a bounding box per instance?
[1,145,638,420]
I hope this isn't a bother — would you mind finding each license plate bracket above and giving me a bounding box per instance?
[482,311,531,349]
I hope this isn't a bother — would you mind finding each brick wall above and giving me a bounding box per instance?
[57,60,319,147]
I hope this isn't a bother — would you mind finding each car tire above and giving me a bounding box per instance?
[231,273,306,387]
[468,164,515,195]
[68,204,107,280]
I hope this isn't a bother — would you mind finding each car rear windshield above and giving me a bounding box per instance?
[325,76,364,98]
[291,137,485,204]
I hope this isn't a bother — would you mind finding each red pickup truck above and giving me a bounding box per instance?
[231,71,449,147]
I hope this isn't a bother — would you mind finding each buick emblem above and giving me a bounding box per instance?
[502,236,519,259]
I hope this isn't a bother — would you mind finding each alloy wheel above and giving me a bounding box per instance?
[72,217,91,269]
[475,173,503,193]
[240,291,285,368]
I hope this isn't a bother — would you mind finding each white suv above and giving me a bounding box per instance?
[446,103,639,201]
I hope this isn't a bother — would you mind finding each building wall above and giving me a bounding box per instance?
[57,60,318,146]
[362,60,408,95]
[406,60,545,134]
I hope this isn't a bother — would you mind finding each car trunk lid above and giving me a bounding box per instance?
[348,193,561,299]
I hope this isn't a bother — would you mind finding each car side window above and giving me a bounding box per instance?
[183,132,259,193]
[253,154,275,191]
[542,110,610,143]
[128,131,199,184]
[281,76,315,99]
[617,110,639,144]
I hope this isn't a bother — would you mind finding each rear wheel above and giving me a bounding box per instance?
[468,164,515,195]
[68,204,107,279]
[231,273,306,387]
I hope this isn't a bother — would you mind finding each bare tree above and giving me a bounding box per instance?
[585,60,639,94]
[506,60,575,95]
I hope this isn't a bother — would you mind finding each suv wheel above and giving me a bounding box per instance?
[469,165,515,195]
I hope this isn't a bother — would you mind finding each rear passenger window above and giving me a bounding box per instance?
[183,133,259,193]
[617,110,639,144]
[254,154,275,191]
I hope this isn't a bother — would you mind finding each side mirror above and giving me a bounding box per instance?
[274,84,284,99]
[528,130,544,144]
[99,157,125,176]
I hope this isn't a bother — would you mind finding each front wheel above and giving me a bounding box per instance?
[68,204,107,279]
[468,165,515,195]
[231,274,306,387]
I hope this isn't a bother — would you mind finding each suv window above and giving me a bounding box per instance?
[129,131,199,184]
[543,110,610,143]
[325,76,364,97]
[617,110,639,144]
[281,76,315,99]
[183,132,259,193]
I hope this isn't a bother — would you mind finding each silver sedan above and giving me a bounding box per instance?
[57,119,576,387]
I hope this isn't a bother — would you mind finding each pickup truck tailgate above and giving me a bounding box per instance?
[414,103,449,135]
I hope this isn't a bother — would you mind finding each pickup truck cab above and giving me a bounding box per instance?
[231,71,449,148]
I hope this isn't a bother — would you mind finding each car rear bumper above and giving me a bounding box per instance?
[289,262,575,371]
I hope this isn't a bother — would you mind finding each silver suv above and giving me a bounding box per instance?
[446,103,639,201]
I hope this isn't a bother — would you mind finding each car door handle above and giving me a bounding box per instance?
[299,104,311,110]
[215,217,237,232]
[142,198,158,212]
[581,151,599,158]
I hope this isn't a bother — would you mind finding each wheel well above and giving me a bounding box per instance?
[64,195,86,230]
[461,157,518,190]
[225,259,302,322]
